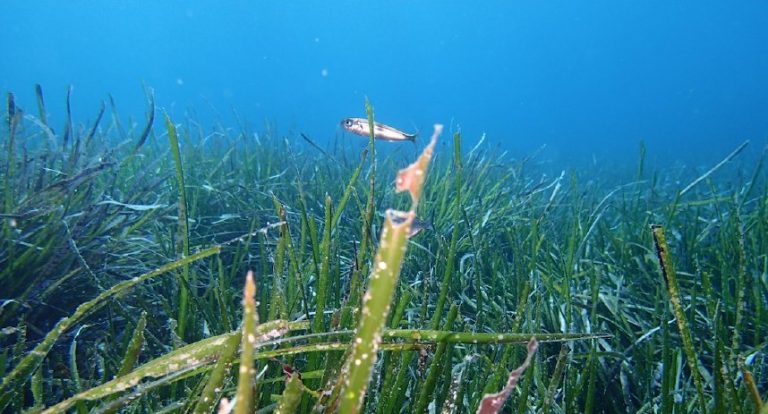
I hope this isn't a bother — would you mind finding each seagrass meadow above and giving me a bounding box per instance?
[1,87,766,414]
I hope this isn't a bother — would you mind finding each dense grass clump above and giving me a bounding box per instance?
[0,86,766,413]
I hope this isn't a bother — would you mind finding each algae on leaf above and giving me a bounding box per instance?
[234,271,259,414]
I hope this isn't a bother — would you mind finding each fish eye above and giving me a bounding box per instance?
[344,119,353,127]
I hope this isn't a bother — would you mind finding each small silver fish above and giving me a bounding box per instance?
[341,117,417,142]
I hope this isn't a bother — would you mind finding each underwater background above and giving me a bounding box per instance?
[3,1,768,161]
[1,2,767,413]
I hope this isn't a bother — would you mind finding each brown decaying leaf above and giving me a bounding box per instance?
[476,337,539,414]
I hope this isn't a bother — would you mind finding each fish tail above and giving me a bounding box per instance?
[407,124,420,142]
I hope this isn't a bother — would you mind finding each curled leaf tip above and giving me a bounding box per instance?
[395,123,442,204]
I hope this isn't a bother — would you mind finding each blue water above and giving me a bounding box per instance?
[2,1,767,163]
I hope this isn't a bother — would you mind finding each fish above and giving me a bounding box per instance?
[389,215,433,239]
[341,117,417,142]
